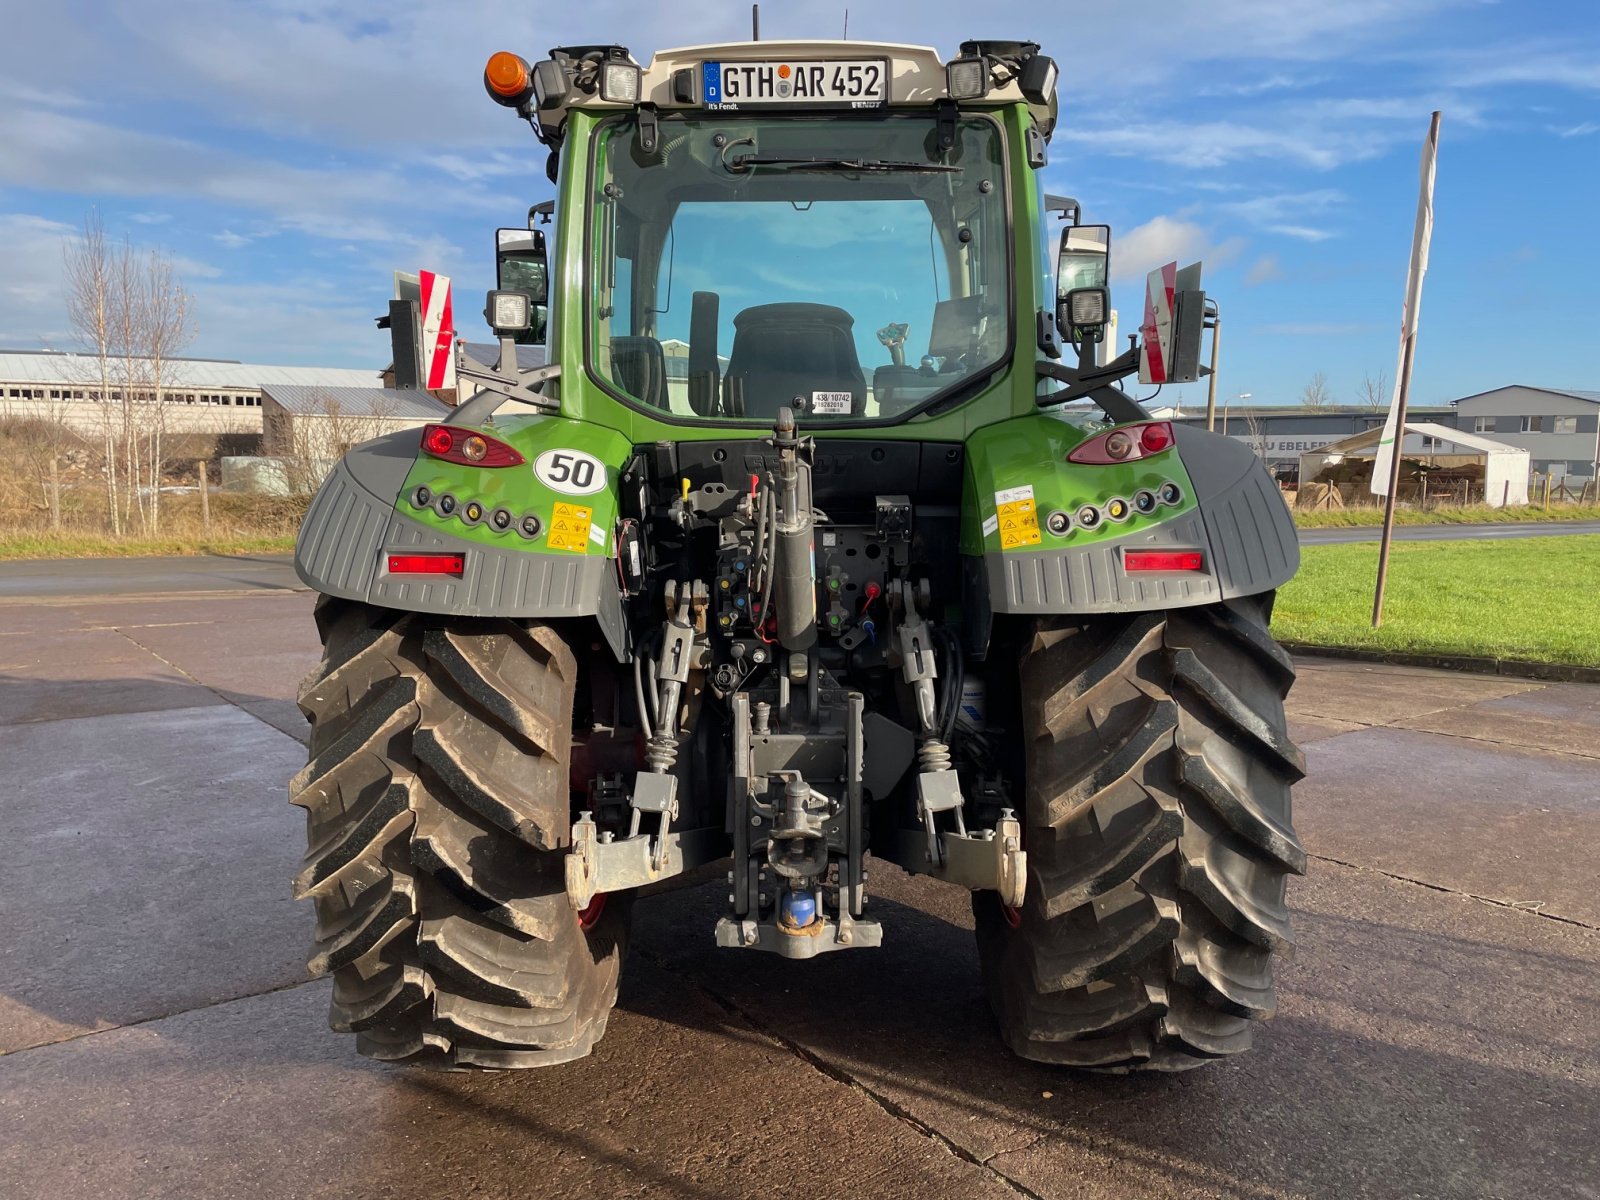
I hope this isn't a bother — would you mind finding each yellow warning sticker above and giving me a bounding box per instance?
[994,487,1041,549]
[546,502,593,553]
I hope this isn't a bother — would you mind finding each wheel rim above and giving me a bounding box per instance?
[577,892,608,931]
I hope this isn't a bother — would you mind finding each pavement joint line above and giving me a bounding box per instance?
[635,948,1047,1200]
[0,586,308,607]
[0,975,321,1061]
[108,624,294,736]
[1308,853,1599,931]
[1291,706,1600,761]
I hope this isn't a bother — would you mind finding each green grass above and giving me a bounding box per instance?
[1273,535,1600,668]
[1292,503,1600,529]
[0,531,296,560]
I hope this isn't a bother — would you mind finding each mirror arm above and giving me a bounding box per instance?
[452,351,562,424]
[1036,349,1148,423]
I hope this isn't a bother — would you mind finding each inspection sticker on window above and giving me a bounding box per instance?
[811,391,852,415]
[546,502,593,552]
[994,485,1041,550]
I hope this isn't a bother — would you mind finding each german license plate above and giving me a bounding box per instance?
[703,60,888,109]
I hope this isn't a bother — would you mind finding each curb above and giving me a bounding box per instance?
[1281,641,1600,685]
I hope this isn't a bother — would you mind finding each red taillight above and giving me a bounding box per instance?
[387,553,465,577]
[1141,423,1173,453]
[419,424,525,467]
[1124,549,1204,572]
[1068,421,1176,465]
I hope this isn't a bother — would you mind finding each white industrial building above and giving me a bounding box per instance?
[1450,386,1600,479]
[260,383,448,464]
[0,349,382,436]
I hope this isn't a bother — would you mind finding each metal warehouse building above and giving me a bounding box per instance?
[0,349,382,436]
[1449,386,1600,480]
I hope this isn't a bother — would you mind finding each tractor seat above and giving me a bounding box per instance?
[610,336,668,409]
[724,303,867,418]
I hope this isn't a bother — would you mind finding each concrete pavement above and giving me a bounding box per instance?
[1,584,1596,1199]
[0,553,303,599]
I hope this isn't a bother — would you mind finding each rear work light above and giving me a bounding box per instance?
[1124,550,1205,572]
[387,553,466,577]
[420,424,525,467]
[1068,421,1176,465]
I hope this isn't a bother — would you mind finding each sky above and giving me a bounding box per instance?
[0,0,1596,408]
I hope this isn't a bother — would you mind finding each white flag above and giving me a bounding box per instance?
[1372,113,1441,496]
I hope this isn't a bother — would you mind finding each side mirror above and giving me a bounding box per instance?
[496,227,547,302]
[1057,223,1110,338]
[494,226,548,343]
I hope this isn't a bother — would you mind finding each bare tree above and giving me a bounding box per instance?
[136,249,195,533]
[1300,370,1336,411]
[1241,407,1270,460]
[63,211,122,534]
[62,212,195,536]
[275,390,402,495]
[1357,369,1390,412]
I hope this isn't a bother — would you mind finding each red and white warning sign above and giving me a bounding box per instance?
[419,270,456,391]
[1138,261,1177,385]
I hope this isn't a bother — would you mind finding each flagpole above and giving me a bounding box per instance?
[1372,110,1442,628]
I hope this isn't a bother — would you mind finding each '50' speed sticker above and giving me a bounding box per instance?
[533,449,606,495]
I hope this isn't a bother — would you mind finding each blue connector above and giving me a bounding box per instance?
[778,890,817,929]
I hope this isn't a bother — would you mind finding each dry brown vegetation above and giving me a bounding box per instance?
[0,417,306,557]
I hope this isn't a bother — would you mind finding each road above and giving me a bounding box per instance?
[1,570,1597,1199]
[0,552,303,599]
[1298,519,1600,544]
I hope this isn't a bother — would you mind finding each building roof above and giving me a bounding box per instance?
[1310,421,1528,457]
[459,341,547,371]
[1165,404,1456,420]
[261,384,450,420]
[0,349,379,390]
[1450,385,1600,406]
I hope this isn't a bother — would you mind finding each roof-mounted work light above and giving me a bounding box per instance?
[600,61,641,103]
[946,55,989,100]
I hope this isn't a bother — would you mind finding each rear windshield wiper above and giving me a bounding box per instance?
[726,155,961,175]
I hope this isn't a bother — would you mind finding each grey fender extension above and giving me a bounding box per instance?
[980,425,1299,615]
[294,435,628,659]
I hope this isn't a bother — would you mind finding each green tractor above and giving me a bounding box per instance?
[289,37,1304,1073]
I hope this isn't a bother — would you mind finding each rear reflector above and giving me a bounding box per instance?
[387,553,465,577]
[1124,550,1204,572]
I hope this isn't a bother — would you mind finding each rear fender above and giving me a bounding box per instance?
[961,414,1298,620]
[293,417,635,659]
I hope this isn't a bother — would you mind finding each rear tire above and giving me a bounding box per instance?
[289,599,628,1069]
[974,593,1305,1071]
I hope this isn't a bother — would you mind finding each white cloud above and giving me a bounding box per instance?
[1113,216,1243,282]
[212,230,254,249]
[1245,254,1284,286]
[1556,121,1599,138]
[0,214,80,350]
[1267,224,1337,242]
[0,107,517,248]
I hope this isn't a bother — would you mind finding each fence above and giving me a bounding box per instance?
[1528,474,1597,505]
